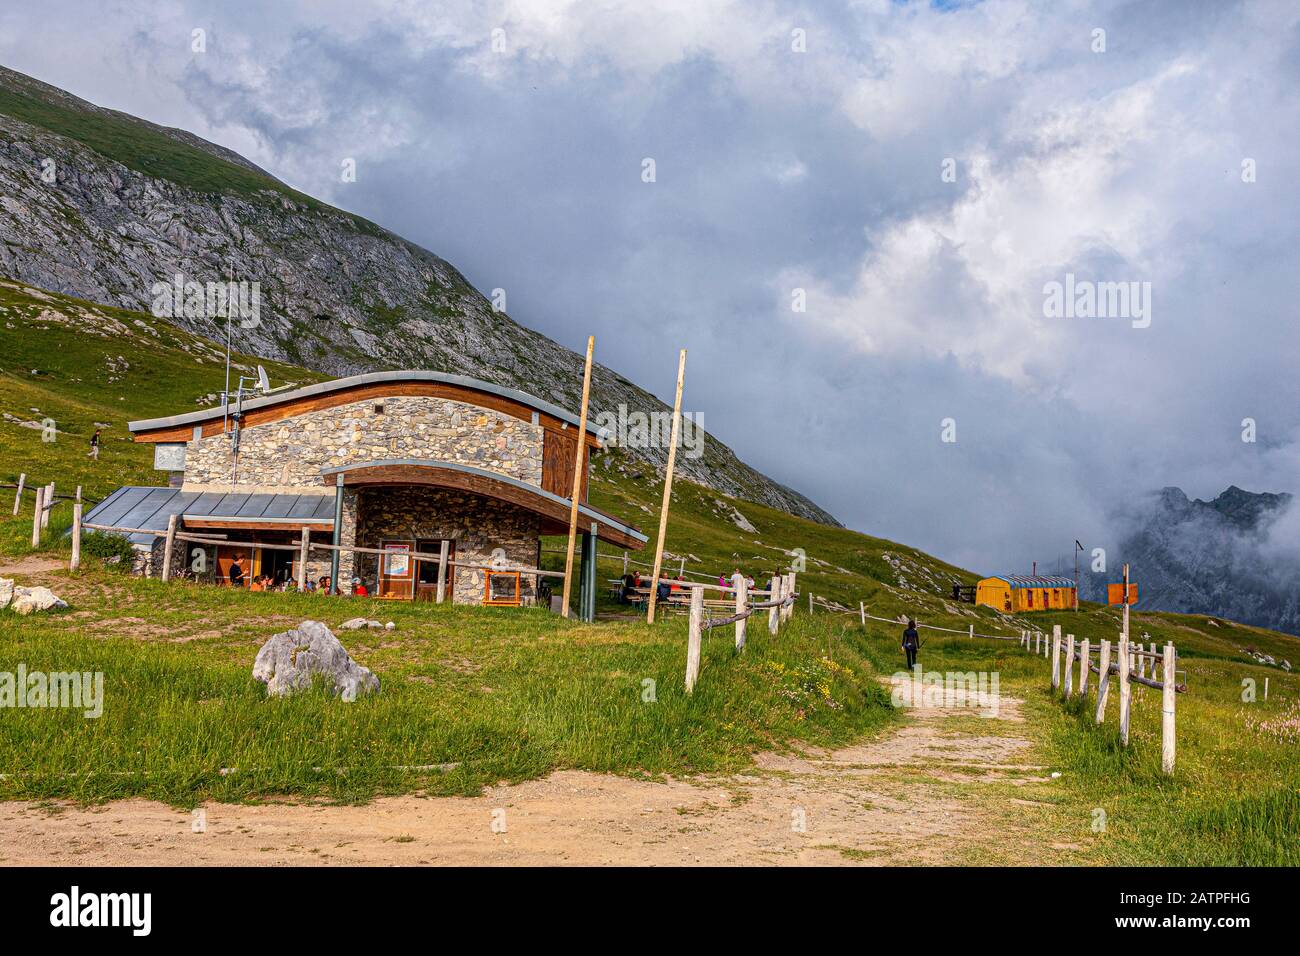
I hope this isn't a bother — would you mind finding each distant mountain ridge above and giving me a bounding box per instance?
[0,64,838,526]
[1083,485,1300,636]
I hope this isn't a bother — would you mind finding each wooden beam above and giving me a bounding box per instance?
[561,336,595,619]
[436,539,449,604]
[647,349,687,625]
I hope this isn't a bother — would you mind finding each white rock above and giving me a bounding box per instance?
[385,622,395,631]
[252,620,380,699]
[0,578,13,610]
[9,586,67,615]
[339,617,370,630]
[9,587,67,616]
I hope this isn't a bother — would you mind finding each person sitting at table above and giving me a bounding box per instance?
[352,576,369,597]
[318,575,331,594]
[656,579,671,602]
[672,574,684,593]
[621,572,637,603]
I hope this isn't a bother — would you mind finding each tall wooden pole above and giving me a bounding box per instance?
[646,348,687,624]
[561,335,595,619]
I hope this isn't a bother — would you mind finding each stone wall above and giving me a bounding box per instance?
[347,486,540,604]
[183,395,544,490]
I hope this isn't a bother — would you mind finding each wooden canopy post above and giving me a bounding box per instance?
[436,539,450,604]
[12,473,24,516]
[733,571,747,652]
[161,513,179,583]
[70,502,82,571]
[1094,639,1112,724]
[561,335,595,619]
[646,348,686,624]
[685,585,704,693]
[1161,642,1176,775]
[297,527,310,591]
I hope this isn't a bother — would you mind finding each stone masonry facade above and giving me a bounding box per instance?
[344,486,540,604]
[182,395,545,491]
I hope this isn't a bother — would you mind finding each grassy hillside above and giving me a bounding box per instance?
[2,281,1297,864]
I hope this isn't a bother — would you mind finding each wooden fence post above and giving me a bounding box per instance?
[1118,636,1131,746]
[1161,642,1176,775]
[31,486,43,547]
[685,585,704,693]
[436,539,450,604]
[1034,631,1040,654]
[733,572,747,652]
[1051,629,1061,690]
[1079,638,1090,696]
[161,513,178,583]
[70,502,82,571]
[969,623,975,640]
[298,528,310,591]
[768,575,781,636]
[1094,640,1111,724]
[1064,634,1075,696]
[41,482,54,529]
[12,473,24,516]
[75,485,81,503]
[860,601,866,627]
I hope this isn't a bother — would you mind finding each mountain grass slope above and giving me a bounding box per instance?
[1,280,1297,865]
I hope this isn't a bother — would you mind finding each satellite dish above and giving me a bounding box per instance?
[256,365,270,393]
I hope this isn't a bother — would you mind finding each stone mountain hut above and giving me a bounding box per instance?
[84,371,647,616]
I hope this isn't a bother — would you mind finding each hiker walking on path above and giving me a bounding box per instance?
[902,618,920,669]
[88,428,101,461]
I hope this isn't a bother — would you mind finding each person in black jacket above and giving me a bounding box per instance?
[902,619,920,669]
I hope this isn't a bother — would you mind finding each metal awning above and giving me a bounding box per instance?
[81,487,335,544]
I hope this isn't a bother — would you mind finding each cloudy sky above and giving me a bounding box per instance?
[3,0,1298,573]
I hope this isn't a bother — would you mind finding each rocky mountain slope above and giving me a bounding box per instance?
[0,64,837,525]
[1083,486,1300,636]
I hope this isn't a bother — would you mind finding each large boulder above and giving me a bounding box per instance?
[252,620,379,700]
[0,578,12,610]
[9,585,68,615]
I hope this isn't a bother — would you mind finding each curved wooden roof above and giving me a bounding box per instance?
[129,370,608,446]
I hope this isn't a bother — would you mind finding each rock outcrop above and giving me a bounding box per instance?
[252,620,380,700]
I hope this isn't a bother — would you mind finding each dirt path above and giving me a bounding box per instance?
[0,696,1055,866]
